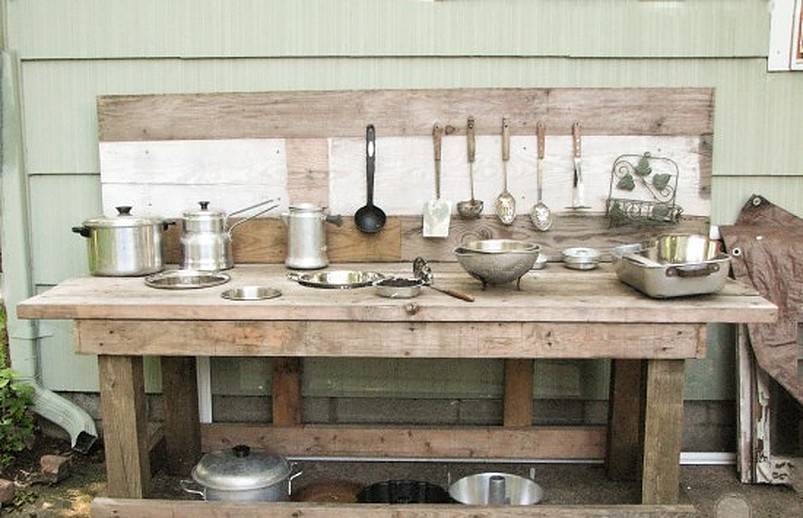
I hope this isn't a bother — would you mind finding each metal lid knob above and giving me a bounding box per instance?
[116,206,133,216]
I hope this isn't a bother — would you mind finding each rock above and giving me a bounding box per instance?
[39,454,71,484]
[0,479,15,505]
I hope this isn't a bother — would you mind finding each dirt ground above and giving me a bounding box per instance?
[1,433,800,517]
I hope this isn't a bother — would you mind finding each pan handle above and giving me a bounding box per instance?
[179,479,206,499]
[666,263,720,278]
[71,226,91,238]
[286,272,301,282]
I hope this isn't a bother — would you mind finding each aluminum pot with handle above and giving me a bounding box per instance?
[181,199,278,271]
[72,206,171,277]
[281,203,343,270]
[180,445,302,502]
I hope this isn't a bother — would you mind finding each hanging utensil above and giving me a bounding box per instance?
[412,257,475,302]
[568,122,590,210]
[422,122,452,237]
[456,116,483,219]
[354,124,386,233]
[530,121,552,231]
[494,118,515,225]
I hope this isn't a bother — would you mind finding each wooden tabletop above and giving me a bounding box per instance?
[17,263,776,324]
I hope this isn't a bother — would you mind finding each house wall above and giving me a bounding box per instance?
[6,1,803,406]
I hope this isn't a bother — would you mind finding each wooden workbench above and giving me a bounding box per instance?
[18,263,775,515]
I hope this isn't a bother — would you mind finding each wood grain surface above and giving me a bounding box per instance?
[98,356,150,498]
[641,360,686,504]
[18,264,775,324]
[73,320,706,359]
[98,88,713,141]
[160,357,201,476]
[201,424,606,459]
[91,498,698,518]
[503,359,535,427]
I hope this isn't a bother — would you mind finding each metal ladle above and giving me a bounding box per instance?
[413,257,475,302]
[354,124,387,233]
[456,116,483,219]
[494,118,516,225]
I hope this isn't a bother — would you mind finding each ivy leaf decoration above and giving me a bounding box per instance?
[616,173,635,191]
[634,154,652,176]
[608,201,627,226]
[652,173,671,191]
[651,204,669,221]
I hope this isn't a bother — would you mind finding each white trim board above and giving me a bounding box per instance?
[769,0,802,71]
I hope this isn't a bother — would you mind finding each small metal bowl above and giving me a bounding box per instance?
[374,278,423,299]
[562,247,600,271]
[145,270,230,290]
[221,286,282,301]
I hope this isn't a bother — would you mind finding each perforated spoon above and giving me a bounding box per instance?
[530,121,552,231]
[494,118,516,225]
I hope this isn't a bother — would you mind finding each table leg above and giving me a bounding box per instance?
[606,359,646,481]
[98,355,151,498]
[272,358,303,426]
[161,357,202,475]
[503,359,534,427]
[641,359,685,504]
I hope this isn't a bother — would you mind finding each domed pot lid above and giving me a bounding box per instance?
[191,445,290,491]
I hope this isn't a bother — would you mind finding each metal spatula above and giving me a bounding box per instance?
[422,122,451,238]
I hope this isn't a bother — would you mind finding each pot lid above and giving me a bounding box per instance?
[183,201,226,220]
[191,445,290,491]
[83,206,163,228]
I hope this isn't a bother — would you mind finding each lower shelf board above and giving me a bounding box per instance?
[91,498,697,517]
[201,424,607,460]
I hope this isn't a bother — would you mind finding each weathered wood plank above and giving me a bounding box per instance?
[401,215,710,262]
[329,135,710,217]
[162,217,402,264]
[285,138,329,207]
[160,356,202,476]
[735,325,754,483]
[75,320,705,359]
[503,359,534,427]
[18,265,775,324]
[272,358,302,426]
[98,355,150,498]
[201,424,606,460]
[161,214,705,265]
[98,88,713,142]
[606,359,646,481]
[91,498,698,518]
[642,360,685,505]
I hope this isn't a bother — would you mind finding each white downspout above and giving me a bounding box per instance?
[1,50,97,453]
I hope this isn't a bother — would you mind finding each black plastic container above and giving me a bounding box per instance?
[357,480,452,504]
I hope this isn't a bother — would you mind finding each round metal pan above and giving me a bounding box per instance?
[221,286,282,301]
[287,270,385,289]
[145,270,230,290]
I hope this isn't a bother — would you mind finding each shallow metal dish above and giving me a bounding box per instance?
[221,286,282,301]
[374,278,422,299]
[287,270,385,289]
[145,270,230,290]
[460,239,539,254]
[449,472,543,506]
[562,247,600,270]
[611,234,731,298]
[454,242,540,289]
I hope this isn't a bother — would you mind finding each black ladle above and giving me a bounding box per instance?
[354,124,386,233]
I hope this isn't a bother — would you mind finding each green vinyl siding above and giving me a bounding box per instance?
[8,0,803,401]
[8,0,769,60]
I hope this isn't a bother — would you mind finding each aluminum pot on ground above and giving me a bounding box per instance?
[72,206,171,277]
[181,445,302,502]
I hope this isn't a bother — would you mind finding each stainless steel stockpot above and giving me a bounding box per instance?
[72,206,170,277]
[181,445,302,502]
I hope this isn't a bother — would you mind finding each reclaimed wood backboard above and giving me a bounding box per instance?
[97,88,713,262]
